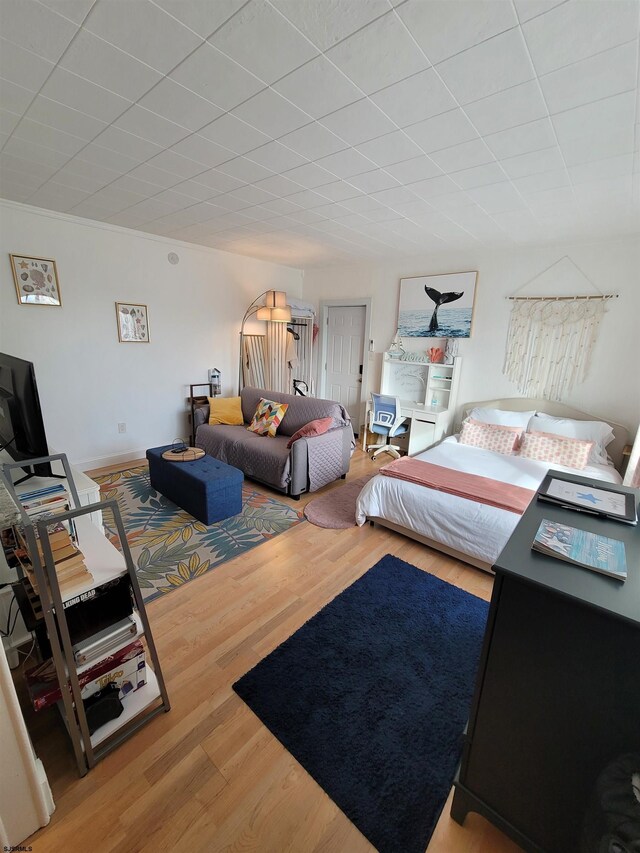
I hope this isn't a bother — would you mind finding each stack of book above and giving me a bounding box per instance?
[13,483,93,593]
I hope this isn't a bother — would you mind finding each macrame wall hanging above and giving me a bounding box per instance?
[503,256,617,401]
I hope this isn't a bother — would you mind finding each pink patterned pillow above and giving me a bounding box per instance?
[459,418,522,455]
[286,417,333,449]
[519,430,594,469]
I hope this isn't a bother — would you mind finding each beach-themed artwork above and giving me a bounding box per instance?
[116,302,149,343]
[10,254,61,306]
[398,271,478,338]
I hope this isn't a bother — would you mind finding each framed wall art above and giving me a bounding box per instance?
[10,254,61,306]
[116,302,149,343]
[398,271,478,338]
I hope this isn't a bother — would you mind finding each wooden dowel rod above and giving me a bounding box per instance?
[506,294,617,301]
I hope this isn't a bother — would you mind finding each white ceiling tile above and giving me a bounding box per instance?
[560,123,636,167]
[84,0,203,73]
[253,174,305,196]
[0,38,55,91]
[231,89,310,138]
[429,138,495,172]
[3,136,72,168]
[407,174,460,200]
[166,134,233,168]
[285,188,334,208]
[269,0,390,51]
[189,167,243,193]
[347,169,400,194]
[197,113,270,155]
[552,91,636,145]
[405,108,478,152]
[29,182,92,210]
[124,162,182,188]
[0,0,79,62]
[397,0,517,64]
[355,131,423,168]
[40,67,133,122]
[255,197,302,215]
[320,99,396,146]
[282,162,335,189]
[513,1,565,25]
[273,56,361,119]
[0,110,22,136]
[370,68,457,127]
[523,185,576,209]
[75,141,142,171]
[312,202,351,219]
[540,41,638,115]
[170,42,264,111]
[436,28,535,104]
[568,153,635,185]
[500,146,565,179]
[138,79,223,131]
[69,197,118,218]
[56,158,120,187]
[317,148,373,178]
[484,117,557,159]
[369,186,418,206]
[24,95,106,140]
[340,195,385,214]
[152,0,246,39]
[0,79,38,114]
[360,205,402,222]
[89,184,149,211]
[385,156,442,184]
[0,151,58,180]
[104,209,150,227]
[467,181,526,214]
[209,0,318,84]
[450,161,507,189]
[115,105,190,146]
[145,148,208,178]
[171,179,220,201]
[213,155,273,183]
[511,168,570,195]
[210,193,253,212]
[93,125,163,161]
[464,80,548,135]
[60,29,162,99]
[312,181,362,202]
[37,0,94,24]
[522,1,639,75]
[227,185,276,204]
[326,11,429,94]
[246,141,307,173]
[278,122,347,160]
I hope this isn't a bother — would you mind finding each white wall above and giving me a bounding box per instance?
[0,201,302,468]
[304,237,640,434]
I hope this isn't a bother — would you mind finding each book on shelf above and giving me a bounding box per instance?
[532,519,627,581]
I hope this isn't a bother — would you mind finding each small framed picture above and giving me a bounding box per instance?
[10,254,62,306]
[116,302,149,343]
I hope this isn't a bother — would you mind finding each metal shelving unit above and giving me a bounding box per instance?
[1,453,170,776]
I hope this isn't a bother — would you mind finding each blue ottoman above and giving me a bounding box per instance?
[146,446,243,525]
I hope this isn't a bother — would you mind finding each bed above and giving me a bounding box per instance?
[355,398,629,573]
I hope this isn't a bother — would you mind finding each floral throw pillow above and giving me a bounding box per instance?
[247,398,289,437]
[519,431,593,469]
[459,418,522,455]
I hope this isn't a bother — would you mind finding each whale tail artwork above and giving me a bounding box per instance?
[425,287,464,332]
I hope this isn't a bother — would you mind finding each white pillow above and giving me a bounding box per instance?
[467,407,536,429]
[527,414,614,466]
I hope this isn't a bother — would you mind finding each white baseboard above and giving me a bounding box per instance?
[73,448,149,472]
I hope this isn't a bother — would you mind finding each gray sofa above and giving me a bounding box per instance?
[194,387,354,499]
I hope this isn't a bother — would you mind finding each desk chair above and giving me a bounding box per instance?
[368,393,409,459]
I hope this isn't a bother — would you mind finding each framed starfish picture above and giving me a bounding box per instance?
[398,271,478,338]
[10,254,61,306]
[116,302,150,343]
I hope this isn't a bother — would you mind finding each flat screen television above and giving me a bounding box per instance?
[0,353,53,479]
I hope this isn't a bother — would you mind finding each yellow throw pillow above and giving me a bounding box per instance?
[208,396,244,426]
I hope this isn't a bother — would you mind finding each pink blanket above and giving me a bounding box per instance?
[380,457,535,515]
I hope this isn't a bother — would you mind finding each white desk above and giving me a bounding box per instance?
[363,399,450,456]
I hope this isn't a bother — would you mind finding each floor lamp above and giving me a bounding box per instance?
[239,290,291,391]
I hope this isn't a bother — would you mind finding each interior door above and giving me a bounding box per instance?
[325,305,366,431]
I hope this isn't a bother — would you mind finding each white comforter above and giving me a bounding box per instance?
[355,437,622,566]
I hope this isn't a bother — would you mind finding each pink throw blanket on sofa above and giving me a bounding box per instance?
[380,457,535,514]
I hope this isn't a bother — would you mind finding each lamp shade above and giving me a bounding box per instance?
[270,306,292,322]
[264,290,287,309]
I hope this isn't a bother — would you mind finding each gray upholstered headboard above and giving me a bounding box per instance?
[458,397,629,472]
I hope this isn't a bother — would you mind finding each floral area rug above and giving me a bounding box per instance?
[95,466,304,603]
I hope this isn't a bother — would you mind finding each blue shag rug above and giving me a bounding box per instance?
[233,554,489,853]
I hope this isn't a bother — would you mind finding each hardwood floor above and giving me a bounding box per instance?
[20,449,522,853]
